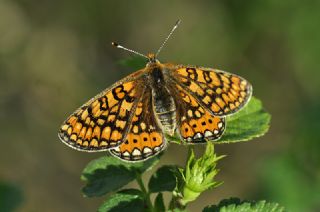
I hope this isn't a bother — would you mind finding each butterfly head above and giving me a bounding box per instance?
[146,53,162,67]
[147,52,160,63]
[147,53,156,62]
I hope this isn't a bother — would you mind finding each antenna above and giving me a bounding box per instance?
[155,19,181,57]
[111,42,149,59]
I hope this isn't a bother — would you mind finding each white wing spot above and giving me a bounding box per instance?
[113,146,120,152]
[194,132,202,139]
[154,147,160,152]
[122,151,130,157]
[143,147,152,154]
[132,149,141,156]
[204,130,213,137]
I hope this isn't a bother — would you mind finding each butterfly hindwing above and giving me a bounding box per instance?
[167,82,225,143]
[170,66,252,116]
[110,88,166,161]
[58,71,146,151]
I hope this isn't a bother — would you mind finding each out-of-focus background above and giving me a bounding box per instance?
[1,0,319,211]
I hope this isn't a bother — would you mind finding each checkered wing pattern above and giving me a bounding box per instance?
[167,65,252,143]
[58,70,146,151]
[170,66,252,116]
[110,88,166,161]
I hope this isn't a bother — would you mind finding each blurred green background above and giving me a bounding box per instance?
[1,0,320,211]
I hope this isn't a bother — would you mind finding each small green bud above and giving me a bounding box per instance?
[178,143,224,205]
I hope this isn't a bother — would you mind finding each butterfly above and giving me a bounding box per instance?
[58,20,252,162]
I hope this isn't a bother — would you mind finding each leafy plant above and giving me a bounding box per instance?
[78,57,283,211]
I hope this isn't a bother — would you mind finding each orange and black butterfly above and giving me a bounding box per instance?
[58,20,252,162]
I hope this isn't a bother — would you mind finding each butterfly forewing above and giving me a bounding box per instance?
[170,66,252,116]
[58,71,146,151]
[110,88,166,161]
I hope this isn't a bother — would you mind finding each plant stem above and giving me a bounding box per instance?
[135,173,154,211]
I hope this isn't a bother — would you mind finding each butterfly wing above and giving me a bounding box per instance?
[169,65,252,116]
[58,69,146,151]
[164,64,251,143]
[110,88,166,161]
[167,82,225,143]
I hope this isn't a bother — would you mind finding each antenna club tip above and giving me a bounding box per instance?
[111,42,119,47]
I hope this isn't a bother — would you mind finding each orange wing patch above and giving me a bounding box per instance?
[58,80,144,151]
[172,67,252,116]
[179,113,225,143]
[110,131,164,161]
[110,89,166,161]
[171,84,225,143]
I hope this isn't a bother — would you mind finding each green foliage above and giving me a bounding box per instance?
[259,154,320,212]
[148,165,178,193]
[154,193,165,212]
[98,189,144,212]
[258,103,320,212]
[203,198,285,212]
[81,156,159,197]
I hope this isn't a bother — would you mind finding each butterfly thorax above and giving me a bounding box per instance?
[147,61,176,136]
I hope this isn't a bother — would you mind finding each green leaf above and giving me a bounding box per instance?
[220,97,271,143]
[154,193,166,212]
[118,55,147,70]
[81,156,159,197]
[203,198,285,212]
[148,165,178,193]
[98,189,145,212]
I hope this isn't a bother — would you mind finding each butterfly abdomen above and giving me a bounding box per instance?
[149,66,177,136]
[152,90,176,136]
